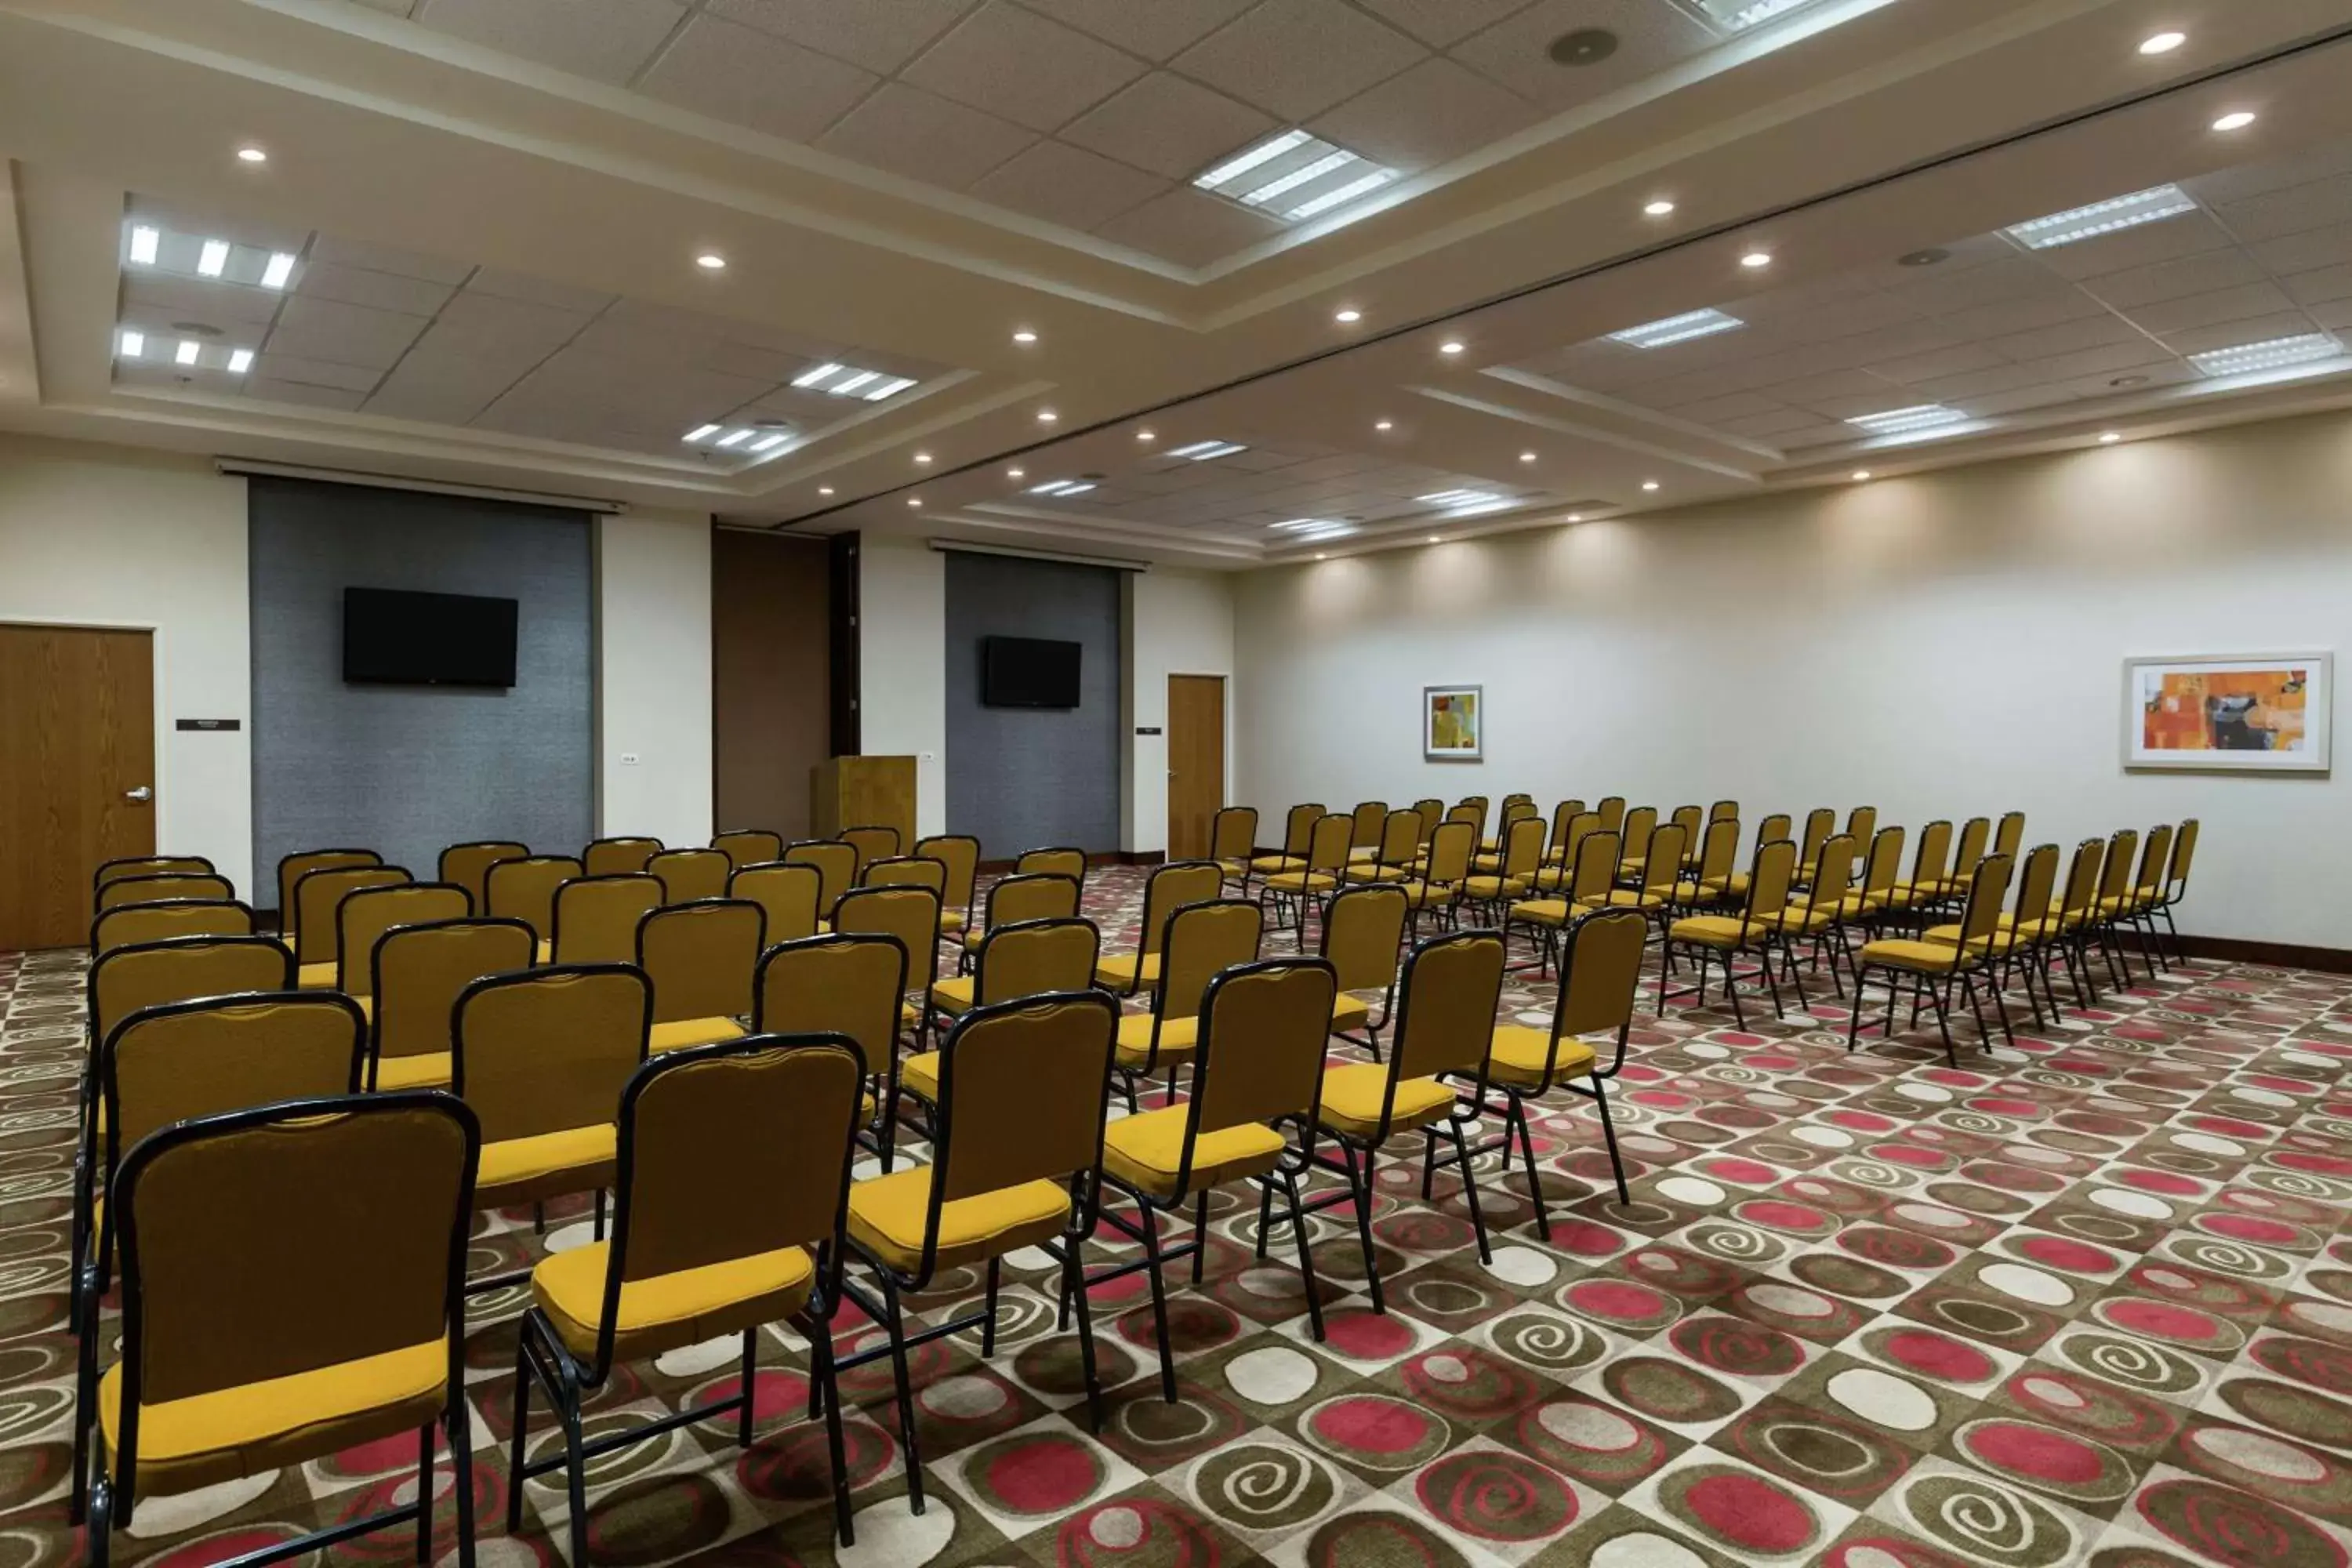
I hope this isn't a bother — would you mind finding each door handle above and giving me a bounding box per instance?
[125,786,152,803]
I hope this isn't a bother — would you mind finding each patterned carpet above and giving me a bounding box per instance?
[5,865,2352,1568]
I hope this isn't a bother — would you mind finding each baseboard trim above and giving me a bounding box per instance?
[2177,934,2352,974]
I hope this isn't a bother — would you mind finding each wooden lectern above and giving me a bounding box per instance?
[811,755,916,846]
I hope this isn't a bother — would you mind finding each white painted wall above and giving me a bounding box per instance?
[593,507,713,848]
[856,535,947,837]
[1123,567,1237,854]
[0,437,255,897]
[1236,411,2352,949]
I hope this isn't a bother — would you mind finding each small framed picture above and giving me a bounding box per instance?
[1425,684,1482,761]
[2123,653,2332,773]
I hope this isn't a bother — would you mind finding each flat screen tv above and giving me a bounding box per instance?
[982,636,1081,709]
[343,586,519,688]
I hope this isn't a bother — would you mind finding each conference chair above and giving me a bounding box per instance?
[1849,853,2015,1065]
[453,964,652,1289]
[1711,812,1790,902]
[710,828,785,869]
[1530,811,1601,893]
[1846,805,1880,852]
[833,884,943,1047]
[1466,811,1547,923]
[1541,799,1590,867]
[1345,800,1388,861]
[755,933,906,1167]
[1609,806,1659,884]
[96,872,235,914]
[837,992,1119,1513]
[1463,907,1646,1229]
[1443,802,1484,836]
[1665,817,1741,916]
[335,882,471,1001]
[1594,796,1626,833]
[1260,813,1352,949]
[368,918,537,1091]
[1345,808,1424,883]
[864,853,946,895]
[1932,816,1993,908]
[2042,838,2110,1009]
[1244,804,1323,891]
[1929,841,2058,1033]
[508,1039,864,1559]
[583,836,662,878]
[439,840,528,908]
[1325,883,1409,1056]
[1014,844,1089,894]
[926,916,1098,1030]
[276,848,381,935]
[74,1094,481,1568]
[1089,960,1341,1399]
[1708,800,1739,824]
[1301,930,1507,1311]
[1207,807,1258,891]
[731,861,822,946]
[1882,818,1954,931]
[1507,828,1618,976]
[485,855,583,953]
[1409,799,1445,846]
[639,898,762,1052]
[2087,827,2141,989]
[2152,818,2199,965]
[783,840,858,920]
[1098,860,1222,995]
[914,833,981,938]
[1792,808,1835,885]
[292,864,412,985]
[1626,805,1699,880]
[1475,798,1541,865]
[1993,809,2027,862]
[839,825,901,877]
[1111,898,1263,1109]
[549,873,664,964]
[1399,819,1478,936]
[93,855,212,891]
[2113,822,2176,976]
[1835,826,1910,945]
[1658,837,1800,1027]
[1747,832,1857,1003]
[89,900,257,959]
[957,871,1080,969]
[1597,819,1689,942]
[648,847,729,905]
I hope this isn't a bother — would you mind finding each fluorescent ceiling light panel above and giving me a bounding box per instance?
[1700,0,1828,28]
[118,329,144,358]
[197,240,230,278]
[828,371,877,395]
[128,226,159,265]
[1417,489,1512,515]
[862,376,916,401]
[175,339,201,365]
[2004,184,2198,249]
[260,252,296,289]
[1847,404,1969,436]
[791,362,843,388]
[748,434,789,452]
[227,348,252,373]
[684,423,722,441]
[2187,333,2343,377]
[1168,440,1247,460]
[713,429,752,448]
[1271,518,1356,541]
[1193,129,1396,226]
[792,361,918,401]
[1027,479,1096,497]
[1608,307,1746,349]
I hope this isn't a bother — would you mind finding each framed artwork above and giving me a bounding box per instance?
[1425,684,1482,761]
[2124,653,2331,772]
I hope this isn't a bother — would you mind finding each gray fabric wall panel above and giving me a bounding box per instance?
[942,551,1121,855]
[249,477,593,898]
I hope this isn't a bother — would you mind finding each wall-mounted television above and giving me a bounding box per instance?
[343,586,519,688]
[982,636,1081,709]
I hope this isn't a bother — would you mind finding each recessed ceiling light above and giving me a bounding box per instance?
[2212,111,2256,132]
[1136,429,1155,442]
[695,252,727,270]
[818,486,834,495]
[225,348,253,374]
[1899,248,1950,267]
[1193,129,1397,223]
[1037,409,1058,423]
[260,252,296,289]
[128,226,159,266]
[2110,374,2150,389]
[118,329,144,358]
[1608,307,1745,349]
[1566,513,1583,523]
[175,339,201,365]
[1315,553,1327,561]
[1374,419,1393,431]
[196,240,230,278]
[1007,467,1025,479]
[1643,199,1677,217]
[2187,333,2343,376]
[235,146,267,164]
[907,497,922,508]
[684,424,721,442]
[913,452,932,464]
[2005,184,2197,249]
[1519,452,1537,463]
[1439,340,1465,355]
[1852,470,1872,481]
[2140,31,2185,54]
[1740,251,1773,269]
[1548,27,1617,64]
[2099,432,2122,444]
[1427,535,1442,544]
[1641,480,1661,492]
[1849,404,1970,435]
[1013,328,1037,343]
[1167,440,1247,461]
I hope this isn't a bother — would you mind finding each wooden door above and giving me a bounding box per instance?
[0,625,155,950]
[1166,675,1225,861]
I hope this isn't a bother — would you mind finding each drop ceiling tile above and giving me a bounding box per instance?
[2059,361,2196,399]
[1173,0,1425,123]
[122,272,283,330]
[463,269,618,314]
[2304,299,2352,332]
[1932,290,2108,341]
[251,354,384,393]
[2124,281,2296,336]
[1310,55,1534,172]
[2151,311,2321,358]
[2009,340,2174,383]
[430,292,593,358]
[350,0,417,12]
[1962,384,2083,417]
[1863,343,2007,386]
[2245,220,2352,278]
[637,15,879,142]
[1092,186,1284,267]
[125,199,311,256]
[295,261,458,317]
[305,235,474,285]
[1880,253,2057,314]
[1714,408,1820,439]
[243,376,369,412]
[2284,263,2352,308]
[1012,0,1258,60]
[1981,314,2141,363]
[1355,0,1534,48]
[2211,175,2352,245]
[815,81,1036,188]
[901,2,1146,133]
[1447,0,1715,110]
[1653,390,1790,423]
[1058,72,1275,182]
[702,0,976,73]
[412,0,685,84]
[263,295,430,369]
[363,345,532,424]
[2078,249,2269,311]
[2185,139,2352,205]
[1770,369,1907,409]
[1907,361,2074,401]
[971,140,1166,230]
[2031,211,2235,280]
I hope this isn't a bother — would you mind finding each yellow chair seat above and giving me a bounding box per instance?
[1094,953,1162,991]
[1264,870,1338,894]
[898,1000,921,1029]
[1860,938,1962,974]
[1116,1011,1199,1067]
[535,939,553,963]
[1922,924,2013,956]
[938,909,966,935]
[1345,863,1414,885]
[1397,880,1455,909]
[1510,898,1574,928]
[1671,914,1768,949]
[1316,1062,1454,1142]
[649,1017,748,1054]
[1249,854,1303,874]
[99,1338,446,1494]
[1348,848,1381,864]
[1217,858,1250,877]
[1485,1025,1596,1089]
[1102,1107,1286,1200]
[477,1124,616,1207]
[532,1240,815,1361]
[900,1049,942,1102]
[1601,888,1665,912]
[1711,873,1750,899]
[848,1167,1069,1274]
[1668,880,1727,905]
[373,1051,452,1091]
[297,962,337,989]
[1463,874,1532,901]
[1332,992,1374,1033]
[1751,907,1834,936]
[1834,891,1885,918]
[930,976,975,1015]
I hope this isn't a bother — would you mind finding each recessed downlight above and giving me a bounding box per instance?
[2099,432,2122,444]
[1641,480,1660,492]
[1439,340,1465,355]
[1334,308,1362,323]
[1013,328,1038,343]
[907,497,923,508]
[913,452,933,465]
[1427,535,1442,544]
[1136,429,1155,442]
[695,252,727,270]
[2212,111,2256,132]
[1643,198,1676,217]
[1852,470,1872,481]
[1007,467,1025,479]
[818,486,834,495]
[1036,408,1058,423]
[1519,452,1537,463]
[2140,31,2185,54]
[197,240,230,278]
[235,146,267,164]
[1374,419,1394,431]
[1315,553,1327,561]
[1740,250,1773,269]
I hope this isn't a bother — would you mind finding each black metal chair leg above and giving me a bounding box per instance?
[1592,1078,1630,1205]
[880,1274,925,1512]
[1279,1166,1326,1341]
[1510,1094,1550,1240]
[1063,1241,1104,1432]
[1448,1116,1490,1263]
[982,1256,1001,1359]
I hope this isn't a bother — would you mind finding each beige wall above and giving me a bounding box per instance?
[1236,409,2352,949]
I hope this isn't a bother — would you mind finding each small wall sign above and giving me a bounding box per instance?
[174,718,242,731]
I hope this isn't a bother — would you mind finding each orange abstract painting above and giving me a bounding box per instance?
[2126,655,2331,771]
